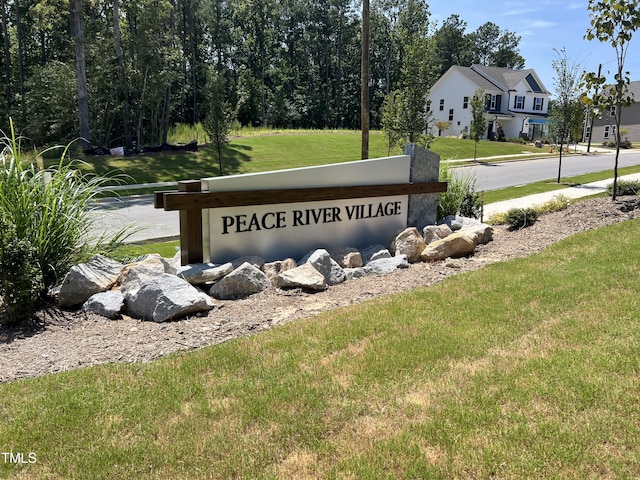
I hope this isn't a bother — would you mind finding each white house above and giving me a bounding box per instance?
[427,64,551,141]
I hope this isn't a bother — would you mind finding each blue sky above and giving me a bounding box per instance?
[427,1,640,96]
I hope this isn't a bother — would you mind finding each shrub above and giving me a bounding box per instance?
[505,207,538,230]
[602,139,632,149]
[607,179,640,197]
[535,194,572,214]
[438,162,483,220]
[0,121,129,320]
[0,213,43,324]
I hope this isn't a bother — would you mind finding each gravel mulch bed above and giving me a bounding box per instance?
[2,196,640,384]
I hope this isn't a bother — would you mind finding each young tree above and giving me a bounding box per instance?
[380,89,403,154]
[203,70,233,175]
[469,87,486,161]
[549,47,581,183]
[584,0,640,200]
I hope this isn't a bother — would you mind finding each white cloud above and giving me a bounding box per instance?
[530,20,558,28]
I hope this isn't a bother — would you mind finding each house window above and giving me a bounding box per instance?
[534,97,544,111]
[449,109,454,121]
[490,95,497,110]
[463,97,469,109]
[604,125,610,139]
[514,96,524,109]
[610,106,616,116]
[439,99,445,111]
[585,126,591,138]
[426,100,431,113]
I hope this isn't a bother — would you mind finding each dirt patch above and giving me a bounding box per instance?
[2,196,640,384]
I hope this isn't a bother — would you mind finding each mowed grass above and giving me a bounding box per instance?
[2,219,640,479]
[70,132,543,186]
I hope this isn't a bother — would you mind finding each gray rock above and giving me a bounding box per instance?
[344,267,367,280]
[305,249,346,285]
[132,253,177,275]
[423,224,453,244]
[178,262,234,284]
[361,244,391,264]
[263,258,297,285]
[126,274,215,322]
[209,262,270,299]
[82,290,125,319]
[58,255,123,308]
[275,263,326,291]
[327,247,363,268]
[364,255,409,274]
[389,227,426,263]
[231,255,265,269]
[462,224,494,245]
[438,215,482,231]
[117,263,165,297]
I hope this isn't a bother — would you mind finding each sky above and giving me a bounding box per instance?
[427,0,640,96]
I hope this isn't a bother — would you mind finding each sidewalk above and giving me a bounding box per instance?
[483,172,640,218]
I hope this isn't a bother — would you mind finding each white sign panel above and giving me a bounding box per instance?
[203,155,411,263]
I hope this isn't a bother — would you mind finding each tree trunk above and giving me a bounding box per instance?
[15,1,25,118]
[361,0,370,159]
[71,0,92,149]
[557,142,563,183]
[112,0,133,151]
[1,0,11,109]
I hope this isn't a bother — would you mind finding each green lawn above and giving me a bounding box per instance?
[2,219,639,479]
[70,132,547,186]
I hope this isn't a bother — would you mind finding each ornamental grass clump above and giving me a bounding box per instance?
[607,179,640,197]
[437,161,482,220]
[0,122,127,323]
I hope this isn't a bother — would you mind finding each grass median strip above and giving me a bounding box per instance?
[1,219,639,478]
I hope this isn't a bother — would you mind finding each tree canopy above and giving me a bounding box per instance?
[0,0,526,149]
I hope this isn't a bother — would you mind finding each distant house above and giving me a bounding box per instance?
[427,64,551,141]
[584,80,640,144]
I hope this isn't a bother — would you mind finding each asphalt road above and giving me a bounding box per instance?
[466,149,640,191]
[90,149,640,243]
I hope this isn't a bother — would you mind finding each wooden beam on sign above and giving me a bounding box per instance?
[178,180,204,265]
[159,181,448,212]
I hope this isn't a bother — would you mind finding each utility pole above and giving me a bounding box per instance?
[361,0,370,160]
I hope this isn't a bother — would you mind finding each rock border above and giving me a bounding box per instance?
[59,216,493,322]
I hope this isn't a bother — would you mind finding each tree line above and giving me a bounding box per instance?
[0,0,525,150]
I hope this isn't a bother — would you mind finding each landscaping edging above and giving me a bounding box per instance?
[59,216,494,322]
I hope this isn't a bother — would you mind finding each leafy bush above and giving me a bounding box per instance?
[437,162,483,220]
[0,121,128,321]
[602,138,632,149]
[505,208,538,230]
[607,179,640,197]
[0,213,43,324]
[489,195,572,226]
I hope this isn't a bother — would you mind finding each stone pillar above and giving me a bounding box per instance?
[405,143,441,230]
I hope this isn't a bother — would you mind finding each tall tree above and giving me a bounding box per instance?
[112,0,132,151]
[470,22,524,68]
[549,47,581,183]
[584,0,640,200]
[70,0,91,148]
[433,14,472,77]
